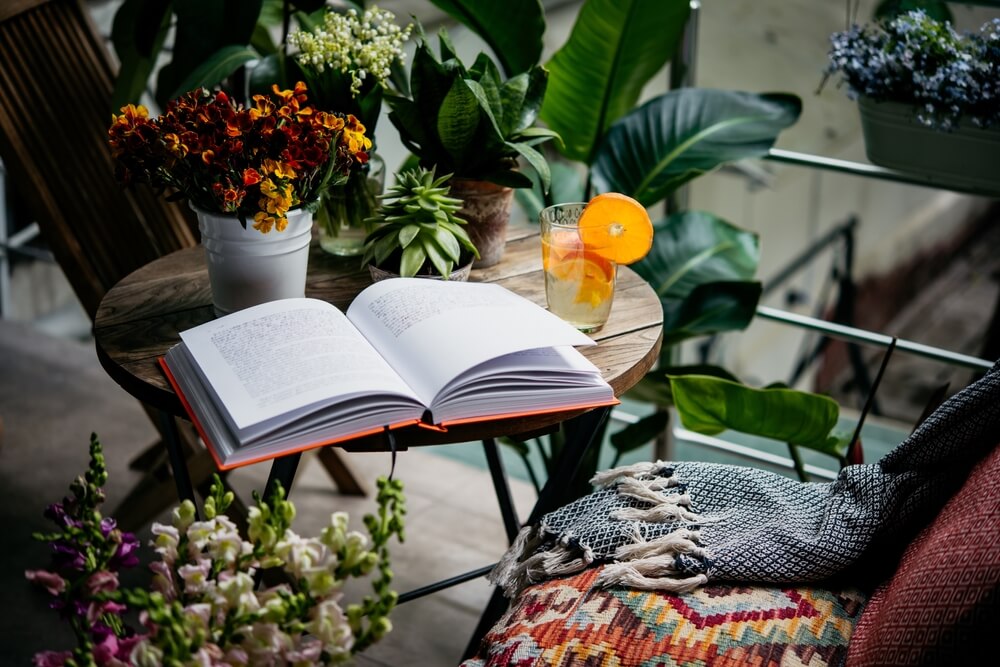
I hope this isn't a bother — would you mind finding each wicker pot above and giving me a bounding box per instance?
[195,205,312,316]
[858,97,1000,192]
[448,178,514,268]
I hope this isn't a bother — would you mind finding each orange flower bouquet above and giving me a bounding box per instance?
[108,82,371,233]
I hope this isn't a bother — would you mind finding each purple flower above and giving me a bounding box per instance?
[111,532,140,569]
[50,540,86,572]
[100,517,117,537]
[25,569,67,596]
[32,651,71,667]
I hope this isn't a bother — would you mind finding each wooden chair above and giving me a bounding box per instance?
[0,0,363,527]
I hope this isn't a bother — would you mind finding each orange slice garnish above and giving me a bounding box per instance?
[577,193,653,265]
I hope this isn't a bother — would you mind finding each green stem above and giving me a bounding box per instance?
[787,443,808,482]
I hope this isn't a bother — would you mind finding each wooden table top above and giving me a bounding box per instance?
[93,224,663,450]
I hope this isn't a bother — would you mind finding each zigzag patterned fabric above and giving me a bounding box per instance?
[491,363,1000,597]
[462,567,866,667]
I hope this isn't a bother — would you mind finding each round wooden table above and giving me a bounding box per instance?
[94,224,664,451]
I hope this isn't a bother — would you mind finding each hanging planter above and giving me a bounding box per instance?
[196,206,313,316]
[858,98,1000,192]
[825,11,1000,191]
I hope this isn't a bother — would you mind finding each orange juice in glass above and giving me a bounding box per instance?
[540,203,616,333]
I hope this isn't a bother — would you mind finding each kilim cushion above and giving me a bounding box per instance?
[462,566,866,667]
[846,440,1000,666]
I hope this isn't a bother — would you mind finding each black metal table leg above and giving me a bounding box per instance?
[462,406,613,660]
[483,438,520,544]
[264,453,301,502]
[158,410,199,519]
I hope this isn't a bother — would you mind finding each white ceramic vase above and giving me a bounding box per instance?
[195,205,313,316]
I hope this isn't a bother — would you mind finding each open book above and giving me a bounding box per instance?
[161,278,617,469]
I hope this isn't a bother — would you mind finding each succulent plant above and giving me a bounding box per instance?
[361,167,479,277]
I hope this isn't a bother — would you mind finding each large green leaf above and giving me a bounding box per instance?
[626,364,740,405]
[633,211,760,299]
[610,411,669,456]
[592,89,802,206]
[110,0,171,110]
[155,0,263,106]
[428,0,545,76]
[540,0,690,164]
[662,281,761,345]
[669,375,842,453]
[172,46,262,101]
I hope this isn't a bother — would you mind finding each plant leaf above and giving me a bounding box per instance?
[515,162,587,222]
[669,375,841,452]
[431,225,462,261]
[400,244,427,277]
[625,364,741,405]
[422,236,454,277]
[507,142,551,194]
[633,211,760,300]
[541,0,691,164]
[610,411,670,455]
[155,0,263,106]
[592,89,802,206]
[427,0,545,76]
[170,46,262,100]
[662,281,761,345]
[110,0,172,110]
[398,225,420,248]
[437,78,482,166]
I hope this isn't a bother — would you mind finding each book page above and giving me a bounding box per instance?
[179,298,420,430]
[346,279,596,405]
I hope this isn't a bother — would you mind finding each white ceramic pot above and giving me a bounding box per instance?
[195,205,313,316]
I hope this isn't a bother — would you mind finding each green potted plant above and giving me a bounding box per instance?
[362,166,479,281]
[384,28,560,268]
[823,10,1000,190]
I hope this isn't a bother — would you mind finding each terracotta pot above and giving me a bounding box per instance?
[448,178,514,268]
[367,261,473,283]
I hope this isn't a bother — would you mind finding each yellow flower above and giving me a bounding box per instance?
[253,211,275,234]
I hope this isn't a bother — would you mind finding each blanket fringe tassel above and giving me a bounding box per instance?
[490,461,712,598]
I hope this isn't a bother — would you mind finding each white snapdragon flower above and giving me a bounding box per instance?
[288,5,413,96]
[309,598,354,657]
[217,571,260,616]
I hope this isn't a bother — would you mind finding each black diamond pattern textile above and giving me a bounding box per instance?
[530,362,1000,585]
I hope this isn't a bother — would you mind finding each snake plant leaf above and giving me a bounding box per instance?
[471,61,506,132]
[662,281,761,345]
[428,0,545,76]
[384,94,431,157]
[172,46,262,101]
[507,142,551,194]
[592,90,802,206]
[500,67,548,135]
[626,365,741,405]
[110,0,172,110]
[541,0,691,164]
[669,375,842,452]
[438,78,482,166]
[634,211,760,299]
[400,243,428,277]
[465,80,506,150]
[610,411,671,455]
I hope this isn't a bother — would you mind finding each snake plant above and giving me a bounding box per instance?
[361,167,479,278]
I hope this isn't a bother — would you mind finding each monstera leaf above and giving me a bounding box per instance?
[669,375,850,457]
[428,0,545,76]
[591,90,802,207]
[541,0,691,164]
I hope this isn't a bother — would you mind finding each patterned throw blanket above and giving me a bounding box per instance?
[491,363,1000,598]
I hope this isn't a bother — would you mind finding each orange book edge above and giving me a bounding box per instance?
[159,358,420,471]
[160,358,620,470]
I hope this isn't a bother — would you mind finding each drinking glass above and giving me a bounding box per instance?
[539,203,617,333]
